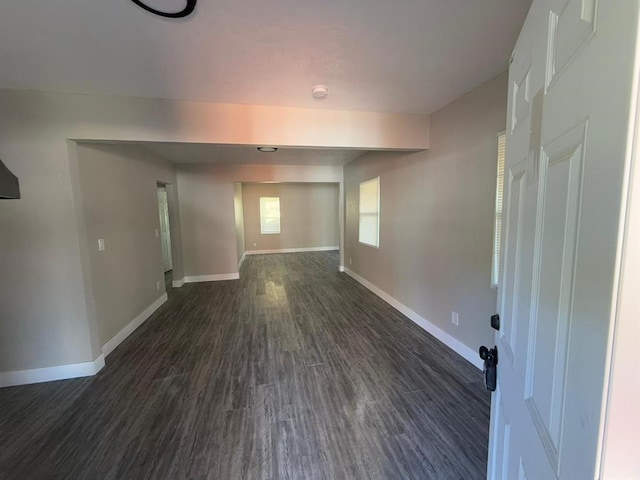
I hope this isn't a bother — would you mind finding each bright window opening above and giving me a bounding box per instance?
[260,197,281,234]
[359,177,380,248]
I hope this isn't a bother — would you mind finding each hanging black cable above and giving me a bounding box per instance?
[130,0,197,18]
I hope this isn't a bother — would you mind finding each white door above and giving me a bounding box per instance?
[488,1,639,479]
[157,187,173,272]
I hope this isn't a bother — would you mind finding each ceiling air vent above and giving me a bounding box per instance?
[0,158,20,199]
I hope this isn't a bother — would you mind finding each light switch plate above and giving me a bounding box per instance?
[98,239,106,251]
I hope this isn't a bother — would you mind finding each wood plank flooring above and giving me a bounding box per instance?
[0,251,490,480]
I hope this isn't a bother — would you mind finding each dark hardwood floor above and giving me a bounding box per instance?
[0,252,490,480]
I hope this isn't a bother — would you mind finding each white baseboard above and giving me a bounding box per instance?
[0,354,105,388]
[238,252,247,270]
[184,272,240,283]
[343,268,482,370]
[0,292,169,388]
[101,293,168,357]
[172,278,185,288]
[339,265,345,272]
[246,246,339,255]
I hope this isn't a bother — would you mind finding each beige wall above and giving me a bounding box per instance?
[177,168,238,278]
[2,89,430,149]
[76,143,181,346]
[233,183,246,263]
[176,164,343,280]
[344,72,507,352]
[243,183,339,251]
[1,86,407,374]
[0,139,98,373]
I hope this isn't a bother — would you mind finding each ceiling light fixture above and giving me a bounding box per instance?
[130,0,197,18]
[257,147,278,153]
[312,85,329,99]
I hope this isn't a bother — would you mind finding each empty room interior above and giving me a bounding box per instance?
[1,1,639,479]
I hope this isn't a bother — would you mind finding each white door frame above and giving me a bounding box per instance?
[598,49,640,477]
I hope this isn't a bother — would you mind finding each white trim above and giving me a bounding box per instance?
[339,265,345,272]
[0,292,169,388]
[0,354,105,388]
[343,267,482,369]
[184,273,240,283]
[101,293,168,357]
[238,252,247,270]
[246,246,339,255]
[172,278,185,288]
[598,24,640,477]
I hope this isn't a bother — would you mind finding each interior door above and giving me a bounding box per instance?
[487,1,639,479]
[157,187,173,272]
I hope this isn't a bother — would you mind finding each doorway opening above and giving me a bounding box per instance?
[157,183,173,291]
[236,181,341,273]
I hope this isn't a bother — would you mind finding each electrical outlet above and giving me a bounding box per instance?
[451,311,459,326]
[154,229,159,238]
[156,281,161,291]
[253,242,257,247]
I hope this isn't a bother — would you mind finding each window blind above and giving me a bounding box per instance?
[492,133,506,287]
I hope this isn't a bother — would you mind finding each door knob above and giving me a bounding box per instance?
[479,345,498,363]
[479,345,498,391]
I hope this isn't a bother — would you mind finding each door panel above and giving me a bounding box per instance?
[488,1,639,479]
[519,459,529,480]
[526,121,586,458]
[512,64,532,134]
[547,0,597,89]
[499,159,526,369]
[492,390,512,480]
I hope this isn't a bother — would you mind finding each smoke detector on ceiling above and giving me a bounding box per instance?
[312,85,329,99]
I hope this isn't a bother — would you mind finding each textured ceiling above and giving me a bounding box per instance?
[142,143,368,165]
[0,0,531,114]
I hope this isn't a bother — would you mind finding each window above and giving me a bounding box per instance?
[260,197,281,234]
[491,133,507,287]
[359,177,380,247]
